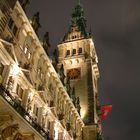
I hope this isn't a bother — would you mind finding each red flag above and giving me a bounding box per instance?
[101,105,112,119]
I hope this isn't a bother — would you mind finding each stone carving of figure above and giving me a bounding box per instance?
[59,64,65,85]
[20,0,30,11]
[31,12,41,35]
[65,77,71,96]
[52,49,58,71]
[71,87,76,106]
[76,97,81,115]
[43,32,50,56]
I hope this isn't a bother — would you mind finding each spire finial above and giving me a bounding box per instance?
[76,0,81,5]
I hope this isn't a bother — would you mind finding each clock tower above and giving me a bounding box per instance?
[57,1,101,139]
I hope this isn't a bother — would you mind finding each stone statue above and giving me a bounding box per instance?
[71,87,76,106]
[20,0,30,11]
[65,77,71,96]
[52,49,58,71]
[31,12,41,35]
[59,64,65,85]
[43,32,50,56]
[76,97,81,115]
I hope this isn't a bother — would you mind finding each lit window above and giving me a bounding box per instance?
[24,47,27,54]
[78,48,82,54]
[66,50,70,56]
[73,49,76,55]
[27,52,31,59]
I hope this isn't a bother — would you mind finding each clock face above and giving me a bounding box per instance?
[67,68,81,80]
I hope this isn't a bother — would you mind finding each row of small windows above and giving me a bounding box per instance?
[8,18,32,61]
[66,48,83,56]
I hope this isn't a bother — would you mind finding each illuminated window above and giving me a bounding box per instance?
[73,49,76,55]
[78,48,82,54]
[24,47,28,54]
[27,52,31,59]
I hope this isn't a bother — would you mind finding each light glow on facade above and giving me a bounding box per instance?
[10,63,19,77]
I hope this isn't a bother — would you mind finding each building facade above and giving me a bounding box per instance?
[0,0,103,140]
[0,1,84,140]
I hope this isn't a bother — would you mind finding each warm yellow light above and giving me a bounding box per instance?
[81,108,86,119]
[11,63,19,76]
[54,121,59,140]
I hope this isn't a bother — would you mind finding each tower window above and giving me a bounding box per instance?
[78,48,82,54]
[66,50,70,56]
[73,49,76,55]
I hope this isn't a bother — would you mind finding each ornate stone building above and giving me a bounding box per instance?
[57,1,102,140]
[0,0,104,140]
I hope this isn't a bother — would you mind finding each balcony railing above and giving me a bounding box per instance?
[0,84,52,140]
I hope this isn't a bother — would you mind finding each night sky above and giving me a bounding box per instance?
[27,0,140,140]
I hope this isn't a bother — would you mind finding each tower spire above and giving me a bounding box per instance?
[76,0,81,5]
[62,0,89,42]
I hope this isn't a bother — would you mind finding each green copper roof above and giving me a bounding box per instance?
[76,0,81,5]
[71,1,87,36]
[63,1,90,42]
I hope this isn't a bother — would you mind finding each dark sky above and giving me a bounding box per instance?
[27,0,140,140]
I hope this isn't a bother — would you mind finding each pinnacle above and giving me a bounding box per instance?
[76,0,81,5]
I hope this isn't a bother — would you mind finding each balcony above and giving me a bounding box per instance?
[0,84,52,140]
